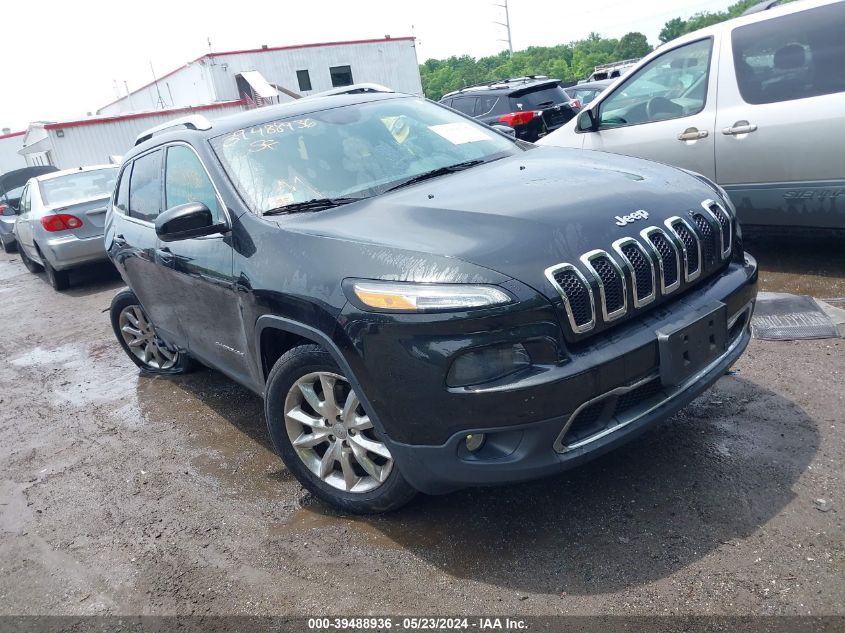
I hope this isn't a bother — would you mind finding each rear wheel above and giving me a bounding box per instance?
[18,244,43,273]
[42,257,70,291]
[110,288,194,374]
[265,344,417,514]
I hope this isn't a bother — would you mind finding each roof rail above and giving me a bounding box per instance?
[134,114,213,146]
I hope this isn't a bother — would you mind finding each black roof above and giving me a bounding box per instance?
[0,166,58,195]
[441,77,561,100]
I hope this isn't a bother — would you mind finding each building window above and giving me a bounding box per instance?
[296,70,312,92]
[329,65,353,88]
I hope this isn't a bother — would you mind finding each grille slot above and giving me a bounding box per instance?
[613,238,655,307]
[592,256,625,313]
[582,250,627,322]
[703,200,732,258]
[692,212,718,265]
[669,219,701,280]
[546,264,595,332]
[642,228,680,294]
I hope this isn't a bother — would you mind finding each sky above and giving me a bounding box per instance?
[0,0,736,132]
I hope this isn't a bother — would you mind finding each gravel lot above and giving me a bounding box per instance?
[0,235,842,616]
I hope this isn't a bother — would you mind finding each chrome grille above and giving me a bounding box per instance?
[613,238,655,308]
[544,264,595,333]
[545,199,733,335]
[701,199,732,259]
[642,227,681,294]
[666,217,702,282]
[582,250,627,321]
[692,212,718,264]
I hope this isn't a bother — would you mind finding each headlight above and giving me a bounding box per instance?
[350,281,512,312]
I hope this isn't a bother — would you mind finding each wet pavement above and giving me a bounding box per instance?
[0,238,843,616]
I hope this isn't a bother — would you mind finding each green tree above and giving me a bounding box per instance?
[614,32,652,59]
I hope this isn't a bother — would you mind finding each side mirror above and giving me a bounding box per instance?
[576,109,599,133]
[490,124,517,138]
[155,202,227,242]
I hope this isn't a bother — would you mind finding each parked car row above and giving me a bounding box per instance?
[9,165,118,289]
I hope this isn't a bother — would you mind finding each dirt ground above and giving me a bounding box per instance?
[0,235,842,617]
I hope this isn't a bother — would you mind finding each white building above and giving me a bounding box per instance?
[18,100,245,169]
[0,131,26,175]
[98,36,422,116]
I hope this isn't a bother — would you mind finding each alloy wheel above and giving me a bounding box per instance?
[284,371,393,493]
[118,305,179,370]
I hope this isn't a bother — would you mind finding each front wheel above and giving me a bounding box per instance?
[264,344,417,514]
[1,238,16,253]
[110,288,194,374]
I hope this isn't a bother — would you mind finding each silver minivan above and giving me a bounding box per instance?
[539,0,845,232]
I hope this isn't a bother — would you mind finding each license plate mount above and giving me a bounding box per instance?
[657,302,728,387]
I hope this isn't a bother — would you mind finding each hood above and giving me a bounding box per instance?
[285,146,722,297]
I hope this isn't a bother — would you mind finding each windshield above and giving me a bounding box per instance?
[210,97,518,214]
[509,85,570,110]
[40,168,118,207]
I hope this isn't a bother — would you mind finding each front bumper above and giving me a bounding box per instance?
[352,255,758,494]
[385,311,751,494]
[42,233,108,270]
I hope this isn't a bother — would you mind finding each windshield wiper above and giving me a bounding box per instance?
[262,197,363,216]
[383,159,486,193]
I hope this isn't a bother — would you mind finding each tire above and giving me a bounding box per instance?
[42,257,70,291]
[264,344,417,514]
[1,238,16,253]
[110,288,195,375]
[18,244,43,273]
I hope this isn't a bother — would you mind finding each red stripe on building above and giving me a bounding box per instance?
[0,130,26,141]
[45,100,246,131]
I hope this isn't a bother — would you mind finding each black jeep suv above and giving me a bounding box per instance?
[106,93,757,513]
[440,77,580,142]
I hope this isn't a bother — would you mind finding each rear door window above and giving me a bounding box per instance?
[451,96,479,115]
[128,150,163,222]
[731,3,845,105]
[164,145,221,222]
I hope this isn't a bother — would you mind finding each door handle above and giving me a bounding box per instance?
[113,234,128,247]
[677,127,709,141]
[156,247,175,265]
[722,121,758,136]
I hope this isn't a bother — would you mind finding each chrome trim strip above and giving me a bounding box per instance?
[544,262,596,334]
[664,216,702,283]
[640,226,681,295]
[611,237,656,308]
[700,199,732,260]
[580,249,628,322]
[553,301,752,453]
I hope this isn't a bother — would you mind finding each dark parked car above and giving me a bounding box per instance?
[0,165,58,252]
[567,79,614,106]
[440,77,581,142]
[106,93,757,513]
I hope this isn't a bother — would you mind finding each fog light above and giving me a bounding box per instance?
[465,433,486,452]
[446,343,531,387]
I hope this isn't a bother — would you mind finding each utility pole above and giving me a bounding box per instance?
[493,0,513,55]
